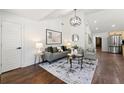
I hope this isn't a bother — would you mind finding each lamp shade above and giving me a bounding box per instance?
[36,42,43,49]
[67,42,72,49]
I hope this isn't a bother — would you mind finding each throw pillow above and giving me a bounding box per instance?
[52,47,58,53]
[47,46,53,53]
[64,46,68,51]
[57,47,63,52]
[61,46,64,51]
[61,46,67,51]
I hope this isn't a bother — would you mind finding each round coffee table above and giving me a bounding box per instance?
[67,53,83,68]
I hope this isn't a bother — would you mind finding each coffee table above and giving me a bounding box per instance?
[67,53,83,68]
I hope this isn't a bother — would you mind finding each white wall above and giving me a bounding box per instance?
[40,12,93,50]
[0,11,41,67]
[39,11,93,50]
[40,18,63,47]
[0,10,93,71]
[93,32,108,52]
[61,11,90,49]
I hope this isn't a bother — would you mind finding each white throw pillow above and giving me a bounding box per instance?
[57,47,63,52]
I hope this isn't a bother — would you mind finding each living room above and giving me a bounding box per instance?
[0,9,124,84]
[0,9,97,83]
[1,0,124,93]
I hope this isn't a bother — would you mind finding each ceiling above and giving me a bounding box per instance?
[81,9,104,15]
[0,9,103,21]
[0,9,73,21]
[86,9,124,33]
[1,9,124,34]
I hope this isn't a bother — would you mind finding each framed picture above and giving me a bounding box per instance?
[46,29,62,45]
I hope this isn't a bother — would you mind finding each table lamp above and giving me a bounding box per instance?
[36,42,43,54]
[67,42,72,49]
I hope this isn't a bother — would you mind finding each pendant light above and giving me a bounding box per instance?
[70,9,81,27]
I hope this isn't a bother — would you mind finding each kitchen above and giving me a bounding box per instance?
[108,31,124,56]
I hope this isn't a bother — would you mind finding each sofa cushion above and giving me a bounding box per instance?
[44,48,69,62]
[52,47,58,53]
[61,46,67,51]
[47,46,53,53]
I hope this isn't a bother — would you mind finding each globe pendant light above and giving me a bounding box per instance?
[70,9,81,27]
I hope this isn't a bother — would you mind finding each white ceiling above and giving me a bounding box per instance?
[0,9,73,21]
[81,9,104,15]
[1,9,124,34]
[0,9,103,21]
[86,9,124,33]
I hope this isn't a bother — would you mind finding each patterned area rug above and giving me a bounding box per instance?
[39,58,98,84]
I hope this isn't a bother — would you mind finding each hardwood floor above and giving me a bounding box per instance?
[0,65,65,84]
[0,50,124,84]
[92,49,124,84]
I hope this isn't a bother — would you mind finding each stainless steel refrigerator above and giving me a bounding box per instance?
[108,35,122,53]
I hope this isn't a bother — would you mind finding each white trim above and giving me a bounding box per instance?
[0,16,2,74]
[21,24,25,67]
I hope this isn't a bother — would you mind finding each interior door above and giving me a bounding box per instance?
[2,21,22,73]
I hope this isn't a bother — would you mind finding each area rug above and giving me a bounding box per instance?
[39,58,98,84]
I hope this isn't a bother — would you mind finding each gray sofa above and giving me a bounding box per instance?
[44,46,69,63]
[44,51,68,63]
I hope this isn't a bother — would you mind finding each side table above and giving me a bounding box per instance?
[34,53,45,64]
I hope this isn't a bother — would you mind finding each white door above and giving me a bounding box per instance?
[2,21,22,73]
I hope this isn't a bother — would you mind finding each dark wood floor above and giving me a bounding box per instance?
[92,49,124,84]
[0,65,65,84]
[0,49,124,84]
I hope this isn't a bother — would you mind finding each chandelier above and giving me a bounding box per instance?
[70,9,82,27]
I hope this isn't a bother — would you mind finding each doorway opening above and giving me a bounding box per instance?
[96,37,102,50]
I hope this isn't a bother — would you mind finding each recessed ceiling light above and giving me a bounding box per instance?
[94,20,97,23]
[112,24,116,27]
[96,27,98,30]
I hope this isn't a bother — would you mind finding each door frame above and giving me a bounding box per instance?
[96,37,102,47]
[0,16,2,74]
[1,18,23,73]
[95,37,102,50]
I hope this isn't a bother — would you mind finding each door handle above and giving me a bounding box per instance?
[16,47,22,49]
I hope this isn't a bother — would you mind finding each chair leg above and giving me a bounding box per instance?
[67,57,69,63]
[70,58,72,68]
[81,58,83,69]
[78,58,80,64]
